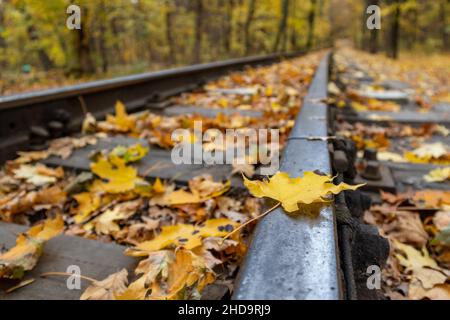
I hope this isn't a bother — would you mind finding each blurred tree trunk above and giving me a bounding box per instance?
[74,7,95,75]
[98,0,108,73]
[222,1,233,55]
[244,0,257,55]
[306,0,317,50]
[193,0,204,64]
[166,8,176,64]
[288,0,296,50]
[27,27,53,71]
[20,4,54,71]
[290,29,298,51]
[387,1,401,59]
[408,3,418,50]
[369,0,380,53]
[273,0,289,52]
[0,1,5,67]
[441,0,449,51]
[317,0,325,48]
[359,1,367,49]
[110,17,124,65]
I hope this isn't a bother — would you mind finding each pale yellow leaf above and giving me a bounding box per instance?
[243,171,364,213]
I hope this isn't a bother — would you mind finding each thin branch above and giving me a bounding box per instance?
[40,272,97,283]
[223,202,281,241]
[78,95,88,115]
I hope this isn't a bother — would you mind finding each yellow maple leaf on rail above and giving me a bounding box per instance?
[166,183,230,205]
[243,171,364,213]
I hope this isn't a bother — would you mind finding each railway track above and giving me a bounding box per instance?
[1,49,344,300]
[328,50,450,300]
[0,51,304,165]
[0,48,447,300]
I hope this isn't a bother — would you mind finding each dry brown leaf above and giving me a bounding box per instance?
[125,218,238,255]
[394,241,447,290]
[413,190,450,209]
[94,199,142,235]
[433,211,450,231]
[380,190,413,205]
[149,249,215,300]
[383,211,429,247]
[151,178,230,206]
[13,164,61,186]
[423,284,450,300]
[0,186,66,219]
[117,251,172,300]
[0,216,64,279]
[80,269,128,300]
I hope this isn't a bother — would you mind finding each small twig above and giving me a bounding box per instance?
[170,171,186,183]
[78,96,88,115]
[396,206,439,211]
[5,278,35,293]
[288,136,336,141]
[40,272,97,283]
[142,161,174,177]
[222,202,281,241]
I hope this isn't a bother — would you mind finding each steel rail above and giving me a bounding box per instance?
[233,53,342,300]
[0,50,342,300]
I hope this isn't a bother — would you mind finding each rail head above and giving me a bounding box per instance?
[233,53,342,300]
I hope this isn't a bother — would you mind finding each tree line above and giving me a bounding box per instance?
[356,0,448,58]
[0,0,447,79]
[0,0,331,77]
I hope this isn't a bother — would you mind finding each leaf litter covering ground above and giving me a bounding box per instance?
[331,49,450,167]
[330,49,450,300]
[0,52,358,299]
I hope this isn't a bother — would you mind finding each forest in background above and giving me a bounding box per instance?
[0,0,448,94]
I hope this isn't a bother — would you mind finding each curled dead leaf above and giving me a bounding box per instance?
[80,269,128,300]
[0,216,64,279]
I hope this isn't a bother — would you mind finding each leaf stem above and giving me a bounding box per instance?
[40,272,97,283]
[222,202,281,241]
